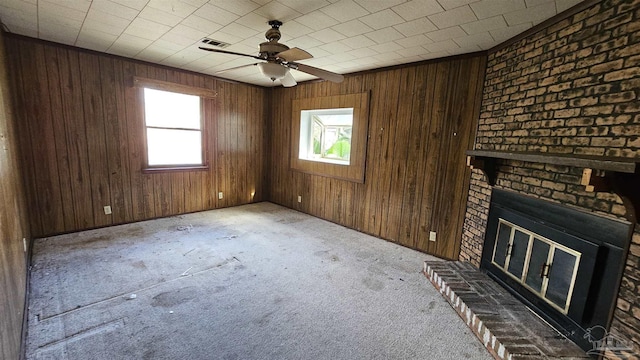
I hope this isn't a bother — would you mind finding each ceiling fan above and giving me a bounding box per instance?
[199,20,344,87]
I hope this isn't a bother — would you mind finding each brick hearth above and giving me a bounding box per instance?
[424,261,589,360]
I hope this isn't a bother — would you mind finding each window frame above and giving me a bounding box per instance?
[290,92,370,183]
[134,77,216,173]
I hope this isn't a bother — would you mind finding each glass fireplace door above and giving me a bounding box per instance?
[491,219,581,314]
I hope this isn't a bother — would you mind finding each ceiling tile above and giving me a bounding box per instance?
[365,27,404,44]
[436,0,480,10]
[0,2,37,32]
[149,38,188,52]
[235,12,272,32]
[373,51,404,62]
[276,0,332,14]
[146,0,198,18]
[470,0,526,20]
[393,17,437,37]
[286,35,325,49]
[396,46,428,57]
[503,3,557,26]
[453,31,494,48]
[278,20,314,39]
[346,47,379,58]
[194,4,240,26]
[423,38,459,52]
[135,46,175,62]
[113,32,154,48]
[425,25,467,41]
[83,10,130,36]
[319,0,369,22]
[161,48,207,67]
[318,41,352,54]
[555,0,582,13]
[124,18,171,41]
[392,0,444,21]
[308,28,347,43]
[489,22,531,42]
[332,19,373,37]
[76,27,118,46]
[301,55,335,66]
[429,5,477,28]
[359,9,405,30]
[219,22,262,39]
[206,30,244,45]
[139,6,183,27]
[163,24,209,47]
[461,15,507,35]
[254,2,302,23]
[213,0,261,16]
[354,0,406,13]
[295,10,339,30]
[394,34,432,48]
[38,21,80,44]
[369,41,404,53]
[3,23,37,37]
[421,49,450,59]
[325,51,356,62]
[39,1,86,27]
[110,0,148,11]
[90,0,141,21]
[339,34,377,49]
[181,14,224,34]
[525,0,554,5]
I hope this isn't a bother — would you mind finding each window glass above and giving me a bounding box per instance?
[299,108,353,165]
[143,88,203,167]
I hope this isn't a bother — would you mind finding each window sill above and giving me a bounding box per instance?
[142,165,209,174]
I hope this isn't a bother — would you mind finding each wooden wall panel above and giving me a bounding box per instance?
[6,35,267,238]
[0,30,31,360]
[268,55,486,260]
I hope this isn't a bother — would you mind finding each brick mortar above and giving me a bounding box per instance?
[461,0,640,358]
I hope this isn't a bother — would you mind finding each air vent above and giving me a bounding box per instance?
[201,38,230,48]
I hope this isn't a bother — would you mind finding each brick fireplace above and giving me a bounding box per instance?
[460,0,640,358]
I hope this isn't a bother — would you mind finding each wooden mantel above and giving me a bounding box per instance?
[466,150,640,224]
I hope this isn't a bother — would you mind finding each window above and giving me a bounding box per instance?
[290,92,370,183]
[299,108,353,165]
[143,88,203,168]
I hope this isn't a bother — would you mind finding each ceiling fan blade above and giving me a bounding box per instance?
[280,70,297,87]
[198,47,262,60]
[276,47,313,62]
[291,63,344,83]
[215,63,260,74]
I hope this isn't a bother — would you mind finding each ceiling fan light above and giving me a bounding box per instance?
[258,62,287,81]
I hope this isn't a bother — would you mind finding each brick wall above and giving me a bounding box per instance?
[460,0,640,357]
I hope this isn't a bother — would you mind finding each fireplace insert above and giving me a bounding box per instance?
[481,189,633,351]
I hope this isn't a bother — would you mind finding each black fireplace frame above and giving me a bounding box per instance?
[481,189,633,352]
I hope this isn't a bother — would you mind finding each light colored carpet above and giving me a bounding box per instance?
[26,202,491,360]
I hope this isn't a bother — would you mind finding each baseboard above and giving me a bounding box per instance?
[20,236,34,360]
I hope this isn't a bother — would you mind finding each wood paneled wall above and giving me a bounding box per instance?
[5,35,267,238]
[0,31,31,360]
[268,55,486,260]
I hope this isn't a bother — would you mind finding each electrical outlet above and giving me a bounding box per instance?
[297,195,302,203]
[429,231,437,242]
[218,192,224,200]
[103,205,112,215]
[23,238,26,253]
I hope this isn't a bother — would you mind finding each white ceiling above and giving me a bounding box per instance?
[0,0,583,87]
